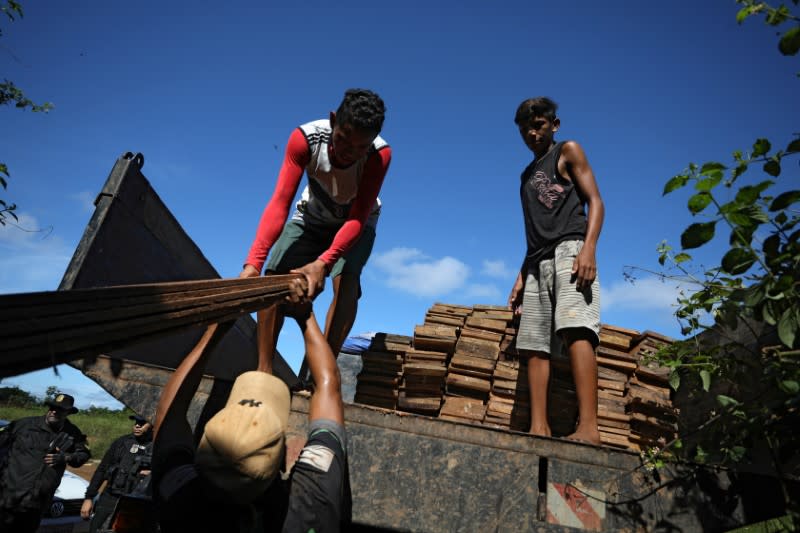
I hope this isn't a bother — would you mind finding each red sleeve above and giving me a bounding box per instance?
[244,128,310,272]
[318,146,392,268]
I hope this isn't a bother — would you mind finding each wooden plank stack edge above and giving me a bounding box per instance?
[354,302,679,452]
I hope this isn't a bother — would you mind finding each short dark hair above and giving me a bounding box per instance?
[514,97,558,125]
[336,88,386,134]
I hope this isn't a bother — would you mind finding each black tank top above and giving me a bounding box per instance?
[519,141,587,267]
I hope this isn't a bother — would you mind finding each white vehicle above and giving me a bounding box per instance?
[38,469,91,533]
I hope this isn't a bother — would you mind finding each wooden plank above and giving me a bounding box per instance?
[459,327,504,343]
[424,313,465,327]
[465,316,508,334]
[403,363,447,378]
[455,336,500,361]
[397,393,441,413]
[472,304,510,312]
[439,396,486,420]
[450,353,496,373]
[471,309,514,322]
[597,378,626,392]
[446,373,491,393]
[600,323,640,337]
[596,356,637,372]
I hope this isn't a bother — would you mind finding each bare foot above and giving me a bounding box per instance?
[566,428,601,445]
[529,425,552,438]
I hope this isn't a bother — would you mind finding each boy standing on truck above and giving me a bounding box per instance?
[240,88,391,381]
[507,97,604,445]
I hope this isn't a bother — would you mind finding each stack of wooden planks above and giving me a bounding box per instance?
[352,302,679,453]
[626,331,678,450]
[594,325,640,449]
[443,305,512,424]
[353,333,411,410]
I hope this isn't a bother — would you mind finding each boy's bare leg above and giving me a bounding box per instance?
[564,331,601,445]
[257,304,284,374]
[525,350,552,437]
[323,273,359,357]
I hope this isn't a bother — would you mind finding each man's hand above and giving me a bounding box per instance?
[80,499,93,520]
[508,272,525,316]
[283,277,312,321]
[44,451,67,467]
[239,264,260,278]
[572,245,597,291]
[291,259,327,299]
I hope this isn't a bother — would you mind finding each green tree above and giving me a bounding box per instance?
[651,0,799,519]
[1,0,53,226]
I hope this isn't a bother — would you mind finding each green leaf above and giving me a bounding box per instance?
[744,285,765,308]
[0,176,6,189]
[717,394,739,407]
[721,248,757,274]
[780,380,799,394]
[700,162,726,174]
[735,180,773,205]
[787,139,800,153]
[688,192,713,214]
[729,225,756,247]
[777,307,798,348]
[700,370,711,392]
[663,174,689,195]
[669,371,680,391]
[763,159,781,177]
[696,173,723,192]
[769,190,800,211]
[729,446,746,462]
[674,253,691,264]
[763,300,779,326]
[766,5,791,26]
[731,163,748,181]
[763,233,780,258]
[736,6,751,24]
[752,138,771,157]
[681,221,716,249]
[779,26,800,56]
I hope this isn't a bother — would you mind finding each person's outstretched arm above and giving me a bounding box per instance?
[153,322,233,445]
[294,310,344,425]
[283,277,343,425]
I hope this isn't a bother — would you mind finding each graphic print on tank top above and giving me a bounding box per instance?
[531,170,565,209]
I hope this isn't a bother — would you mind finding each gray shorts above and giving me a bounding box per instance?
[516,240,600,356]
[265,219,376,279]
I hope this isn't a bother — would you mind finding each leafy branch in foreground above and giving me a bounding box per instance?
[1,0,53,226]
[641,4,800,519]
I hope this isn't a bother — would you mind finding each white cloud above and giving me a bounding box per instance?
[71,191,96,214]
[481,259,514,279]
[464,283,503,303]
[372,247,470,297]
[601,276,689,312]
[0,212,71,294]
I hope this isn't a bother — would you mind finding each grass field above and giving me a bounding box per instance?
[0,405,136,460]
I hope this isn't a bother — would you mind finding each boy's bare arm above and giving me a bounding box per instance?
[153,322,233,443]
[559,141,605,290]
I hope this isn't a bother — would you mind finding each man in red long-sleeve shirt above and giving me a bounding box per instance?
[240,89,391,376]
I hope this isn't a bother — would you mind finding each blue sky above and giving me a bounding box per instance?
[1,1,796,409]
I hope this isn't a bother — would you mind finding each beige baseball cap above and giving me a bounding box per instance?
[195,371,290,502]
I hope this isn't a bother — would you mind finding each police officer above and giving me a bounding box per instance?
[0,393,91,533]
[81,414,153,533]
